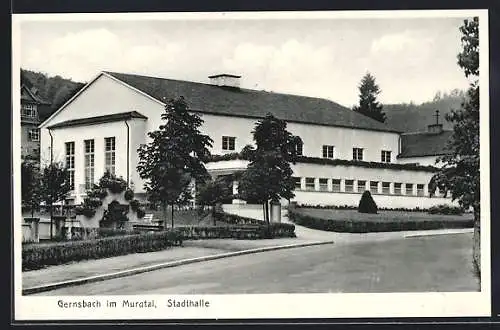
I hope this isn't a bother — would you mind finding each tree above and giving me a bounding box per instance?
[430,17,480,274]
[137,96,213,228]
[196,176,233,225]
[21,161,42,218]
[353,72,386,123]
[40,162,71,239]
[238,113,302,223]
[358,191,378,214]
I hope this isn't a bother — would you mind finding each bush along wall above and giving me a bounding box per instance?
[287,208,473,233]
[174,223,296,240]
[75,172,146,229]
[22,230,183,271]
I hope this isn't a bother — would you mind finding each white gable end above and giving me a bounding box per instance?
[40,73,163,128]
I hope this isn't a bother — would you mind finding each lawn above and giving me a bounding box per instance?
[293,208,474,223]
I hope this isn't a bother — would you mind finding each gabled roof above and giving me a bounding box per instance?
[20,84,51,105]
[398,130,454,158]
[102,71,400,133]
[47,111,147,129]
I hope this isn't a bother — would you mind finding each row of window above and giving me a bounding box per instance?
[221,136,392,163]
[293,177,434,197]
[65,137,116,190]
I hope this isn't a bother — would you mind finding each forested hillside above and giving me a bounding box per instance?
[21,69,86,121]
[383,89,466,133]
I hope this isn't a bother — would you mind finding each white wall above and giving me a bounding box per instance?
[200,113,400,162]
[40,119,147,203]
[41,74,163,128]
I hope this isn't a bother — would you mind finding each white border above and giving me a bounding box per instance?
[13,9,491,321]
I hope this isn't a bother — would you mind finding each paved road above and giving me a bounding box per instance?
[35,233,478,295]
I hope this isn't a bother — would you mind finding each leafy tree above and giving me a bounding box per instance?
[137,96,213,228]
[21,161,42,218]
[353,72,386,123]
[196,176,233,225]
[430,17,480,274]
[40,162,71,239]
[238,113,302,223]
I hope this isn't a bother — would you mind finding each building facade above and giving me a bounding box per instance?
[21,75,51,163]
[38,71,454,208]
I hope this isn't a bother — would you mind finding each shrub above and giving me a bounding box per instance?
[428,204,464,215]
[129,199,140,211]
[87,186,108,200]
[124,189,135,201]
[136,208,146,219]
[99,172,128,194]
[22,231,183,270]
[358,191,378,214]
[287,208,473,233]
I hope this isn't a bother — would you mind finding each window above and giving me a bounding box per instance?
[394,183,402,195]
[345,180,354,193]
[352,148,364,161]
[28,128,39,141]
[332,179,341,192]
[322,145,334,159]
[357,180,366,192]
[293,177,302,190]
[65,142,75,190]
[295,141,303,156]
[382,182,390,194]
[21,103,37,118]
[84,139,95,190]
[319,178,328,191]
[104,137,116,175]
[417,184,425,197]
[370,181,379,194]
[381,150,391,163]
[406,183,414,195]
[222,136,236,151]
[305,177,315,191]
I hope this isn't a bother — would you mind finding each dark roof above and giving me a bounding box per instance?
[398,130,454,158]
[208,74,241,78]
[104,71,400,133]
[47,111,147,129]
[21,85,51,105]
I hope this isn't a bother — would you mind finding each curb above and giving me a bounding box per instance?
[404,228,473,238]
[23,240,334,295]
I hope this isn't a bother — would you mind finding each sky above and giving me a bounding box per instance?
[17,14,474,107]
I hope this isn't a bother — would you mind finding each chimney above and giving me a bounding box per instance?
[427,110,443,134]
[208,74,241,88]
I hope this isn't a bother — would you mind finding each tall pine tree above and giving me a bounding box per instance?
[137,96,213,228]
[353,72,386,123]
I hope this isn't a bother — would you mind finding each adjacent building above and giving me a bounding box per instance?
[21,73,51,163]
[38,71,455,209]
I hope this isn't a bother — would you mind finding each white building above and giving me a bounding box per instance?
[38,71,455,209]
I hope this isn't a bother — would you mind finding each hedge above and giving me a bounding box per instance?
[428,204,464,215]
[214,211,263,225]
[287,208,473,233]
[294,204,448,213]
[174,223,296,240]
[22,231,183,271]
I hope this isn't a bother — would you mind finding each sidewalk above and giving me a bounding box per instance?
[22,236,325,290]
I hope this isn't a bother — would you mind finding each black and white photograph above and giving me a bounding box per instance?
[12,9,490,320]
